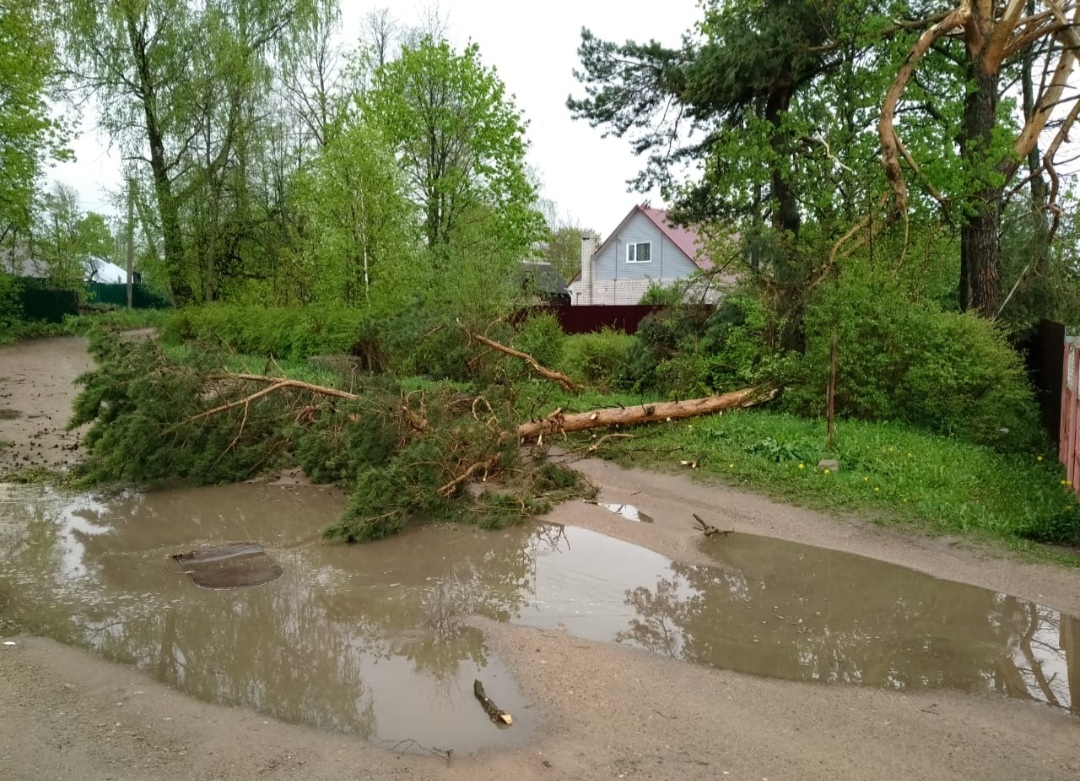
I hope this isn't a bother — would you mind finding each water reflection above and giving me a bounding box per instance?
[0,481,1076,746]
[0,484,536,751]
[614,535,1080,714]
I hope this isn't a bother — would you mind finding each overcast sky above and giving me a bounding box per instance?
[48,0,702,237]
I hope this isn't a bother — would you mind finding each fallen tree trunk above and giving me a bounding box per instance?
[515,387,777,443]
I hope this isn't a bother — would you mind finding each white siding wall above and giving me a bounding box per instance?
[593,211,697,283]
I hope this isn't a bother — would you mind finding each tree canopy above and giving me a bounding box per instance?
[569,0,1080,327]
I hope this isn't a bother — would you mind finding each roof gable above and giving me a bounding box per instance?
[592,204,711,270]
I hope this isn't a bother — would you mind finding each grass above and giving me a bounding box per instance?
[563,404,1080,561]
[1,308,168,346]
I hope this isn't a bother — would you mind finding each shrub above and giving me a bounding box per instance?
[788,266,1044,451]
[621,294,789,396]
[559,329,635,390]
[512,312,566,370]
[162,304,377,361]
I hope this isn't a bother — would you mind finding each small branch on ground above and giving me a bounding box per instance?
[693,513,733,538]
[473,679,513,726]
[569,432,635,456]
[461,323,579,393]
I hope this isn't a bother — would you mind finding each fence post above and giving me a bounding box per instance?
[126,178,135,310]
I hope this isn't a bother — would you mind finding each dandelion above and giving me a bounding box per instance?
[1037,455,1044,462]
[874,487,880,493]
[798,463,805,470]
[729,463,734,469]
[823,468,831,475]
[863,477,869,482]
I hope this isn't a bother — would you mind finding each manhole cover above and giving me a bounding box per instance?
[172,542,283,590]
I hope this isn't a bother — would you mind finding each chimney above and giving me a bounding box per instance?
[580,232,597,306]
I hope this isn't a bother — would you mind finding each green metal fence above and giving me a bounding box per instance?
[6,278,171,324]
[87,282,170,309]
[16,280,79,323]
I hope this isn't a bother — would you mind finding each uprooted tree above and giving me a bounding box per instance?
[69,329,774,542]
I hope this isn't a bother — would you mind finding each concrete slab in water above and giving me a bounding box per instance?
[173,542,283,590]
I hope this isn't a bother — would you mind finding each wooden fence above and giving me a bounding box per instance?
[1062,336,1080,500]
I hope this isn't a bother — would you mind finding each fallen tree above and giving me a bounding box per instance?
[69,329,776,544]
[515,387,778,443]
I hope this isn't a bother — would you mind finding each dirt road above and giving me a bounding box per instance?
[1,336,1078,781]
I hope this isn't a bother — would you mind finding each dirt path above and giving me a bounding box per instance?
[0,336,93,475]
[2,337,1079,781]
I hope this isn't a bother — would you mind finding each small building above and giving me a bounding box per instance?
[517,260,570,306]
[567,203,735,305]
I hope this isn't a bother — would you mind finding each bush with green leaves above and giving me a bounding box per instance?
[558,328,635,390]
[163,304,375,360]
[621,294,788,397]
[512,312,566,370]
[788,263,1043,451]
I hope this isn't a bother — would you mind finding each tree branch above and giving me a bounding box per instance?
[462,325,579,392]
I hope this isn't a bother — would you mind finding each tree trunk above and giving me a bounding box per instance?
[126,11,194,306]
[515,387,776,443]
[959,64,1000,317]
[765,78,800,239]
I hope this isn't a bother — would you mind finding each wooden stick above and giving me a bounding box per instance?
[188,377,360,423]
[463,325,579,392]
[693,513,733,538]
[827,331,837,451]
[211,373,362,400]
[439,456,500,497]
[516,387,777,443]
[473,679,513,726]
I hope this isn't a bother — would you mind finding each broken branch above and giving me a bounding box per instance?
[439,455,501,497]
[473,679,513,726]
[693,513,733,538]
[462,325,579,393]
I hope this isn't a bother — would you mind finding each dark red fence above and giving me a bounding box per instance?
[516,305,667,335]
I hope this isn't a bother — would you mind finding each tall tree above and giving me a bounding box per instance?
[362,37,545,264]
[295,121,416,306]
[0,1,69,247]
[57,0,334,305]
[35,183,113,289]
[879,0,1080,317]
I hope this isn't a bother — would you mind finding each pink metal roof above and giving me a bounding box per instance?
[638,205,712,270]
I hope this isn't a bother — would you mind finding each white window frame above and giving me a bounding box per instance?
[626,241,652,263]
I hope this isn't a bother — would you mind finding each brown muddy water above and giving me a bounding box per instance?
[1,483,1078,753]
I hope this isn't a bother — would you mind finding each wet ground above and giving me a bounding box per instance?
[4,336,1080,781]
[0,337,93,475]
[1,480,1076,757]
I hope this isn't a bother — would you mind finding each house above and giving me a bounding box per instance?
[567,203,735,305]
[4,251,130,284]
[517,260,570,306]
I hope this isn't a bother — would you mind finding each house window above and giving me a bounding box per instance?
[626,242,651,262]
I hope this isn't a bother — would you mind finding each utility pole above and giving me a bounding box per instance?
[126,178,135,310]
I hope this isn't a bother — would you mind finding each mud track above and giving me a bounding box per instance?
[1,336,1078,781]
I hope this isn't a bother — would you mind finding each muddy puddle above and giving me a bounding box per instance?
[1,483,1078,753]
